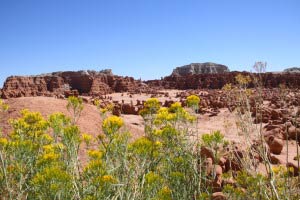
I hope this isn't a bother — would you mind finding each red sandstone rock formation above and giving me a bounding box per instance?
[1,70,148,99]
[146,72,300,90]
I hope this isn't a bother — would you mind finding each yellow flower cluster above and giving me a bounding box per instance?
[94,99,101,107]
[102,115,124,136]
[272,165,294,176]
[87,150,103,159]
[43,143,65,153]
[82,133,93,145]
[31,166,72,195]
[10,110,49,140]
[98,103,114,115]
[41,152,60,161]
[84,160,105,174]
[157,186,172,200]
[222,83,232,91]
[186,95,200,109]
[100,108,108,115]
[168,102,182,113]
[235,74,251,85]
[106,103,114,111]
[155,108,175,124]
[41,134,54,144]
[145,171,163,185]
[101,175,116,183]
[154,103,195,125]
[154,141,162,148]
[48,112,70,131]
[139,98,161,116]
[153,129,163,136]
[67,96,83,111]
[0,99,9,112]
[0,137,8,147]
[128,137,155,157]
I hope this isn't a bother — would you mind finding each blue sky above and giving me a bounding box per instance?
[0,0,299,87]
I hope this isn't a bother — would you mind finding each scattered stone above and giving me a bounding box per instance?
[212,192,227,200]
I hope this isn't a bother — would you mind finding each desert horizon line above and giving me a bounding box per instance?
[2,62,299,78]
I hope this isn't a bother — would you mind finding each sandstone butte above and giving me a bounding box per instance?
[1,63,300,99]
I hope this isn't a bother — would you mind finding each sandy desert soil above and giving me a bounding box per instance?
[0,94,239,140]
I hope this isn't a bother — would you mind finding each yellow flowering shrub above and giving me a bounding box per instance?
[235,74,251,86]
[139,98,161,117]
[101,175,116,184]
[84,159,106,175]
[0,137,8,147]
[222,83,232,91]
[128,137,155,157]
[62,125,81,146]
[48,112,70,141]
[88,149,103,159]
[67,96,83,124]
[168,102,196,123]
[10,109,49,139]
[82,133,93,145]
[0,99,9,113]
[154,107,170,125]
[30,166,72,199]
[156,186,172,200]
[154,103,195,126]
[145,171,163,185]
[37,152,60,167]
[186,94,200,111]
[0,99,9,134]
[100,108,108,115]
[102,115,124,136]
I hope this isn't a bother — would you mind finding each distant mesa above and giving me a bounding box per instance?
[283,67,300,73]
[171,62,230,76]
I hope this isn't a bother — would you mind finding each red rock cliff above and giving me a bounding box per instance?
[1,70,147,99]
[146,72,300,90]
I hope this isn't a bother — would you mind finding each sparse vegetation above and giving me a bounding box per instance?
[0,87,299,200]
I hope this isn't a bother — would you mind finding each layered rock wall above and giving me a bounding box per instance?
[172,62,229,76]
[1,70,146,99]
[2,68,300,99]
[146,72,300,90]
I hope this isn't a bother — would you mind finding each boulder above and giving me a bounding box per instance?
[212,192,227,200]
[287,126,300,140]
[121,103,138,115]
[200,146,214,160]
[266,136,283,154]
[269,154,283,164]
[112,105,121,116]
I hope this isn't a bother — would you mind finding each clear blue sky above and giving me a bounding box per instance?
[0,0,299,87]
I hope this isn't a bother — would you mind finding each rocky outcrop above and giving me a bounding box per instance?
[1,70,147,99]
[3,65,300,99]
[172,62,229,76]
[146,72,300,90]
[284,67,300,73]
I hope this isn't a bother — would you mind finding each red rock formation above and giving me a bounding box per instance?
[146,72,300,90]
[1,70,147,99]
